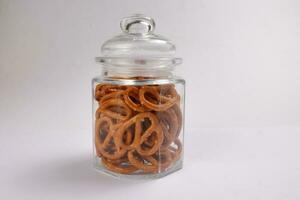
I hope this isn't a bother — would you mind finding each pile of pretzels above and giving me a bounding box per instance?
[94,83,182,174]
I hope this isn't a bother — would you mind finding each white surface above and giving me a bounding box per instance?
[1,0,300,199]
[1,128,300,199]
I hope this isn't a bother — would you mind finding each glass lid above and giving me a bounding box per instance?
[96,14,182,68]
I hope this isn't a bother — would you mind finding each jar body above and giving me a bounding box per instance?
[92,74,185,179]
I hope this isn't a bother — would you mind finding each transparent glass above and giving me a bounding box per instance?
[92,14,185,179]
[92,75,185,179]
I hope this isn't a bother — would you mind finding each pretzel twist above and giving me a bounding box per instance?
[139,85,179,111]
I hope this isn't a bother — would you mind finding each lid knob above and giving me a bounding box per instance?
[120,14,155,34]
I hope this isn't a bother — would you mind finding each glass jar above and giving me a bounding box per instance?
[92,14,185,179]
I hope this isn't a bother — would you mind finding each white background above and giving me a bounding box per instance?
[1,0,300,199]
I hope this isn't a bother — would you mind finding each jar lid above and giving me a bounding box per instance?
[96,14,182,68]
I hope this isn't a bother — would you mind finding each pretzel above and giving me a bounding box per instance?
[101,157,138,174]
[114,112,164,156]
[139,85,179,111]
[127,149,174,173]
[94,84,105,101]
[124,87,150,112]
[157,108,180,148]
[94,82,183,175]
[95,116,127,160]
[95,84,127,101]
[99,90,125,105]
[99,99,132,121]
[127,150,159,173]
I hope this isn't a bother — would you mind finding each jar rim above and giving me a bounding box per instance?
[95,57,182,69]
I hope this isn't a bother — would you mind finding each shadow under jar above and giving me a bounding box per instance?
[92,14,185,179]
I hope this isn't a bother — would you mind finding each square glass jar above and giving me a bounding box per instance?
[92,15,185,179]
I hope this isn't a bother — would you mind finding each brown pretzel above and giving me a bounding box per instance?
[95,116,126,160]
[127,149,173,173]
[114,112,164,156]
[99,90,125,105]
[127,150,159,173]
[94,84,106,101]
[124,87,150,112]
[159,108,180,146]
[139,85,179,111]
[99,99,132,121]
[101,157,138,174]
[95,84,127,102]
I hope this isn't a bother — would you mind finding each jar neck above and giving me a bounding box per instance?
[97,57,181,79]
[102,67,174,79]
